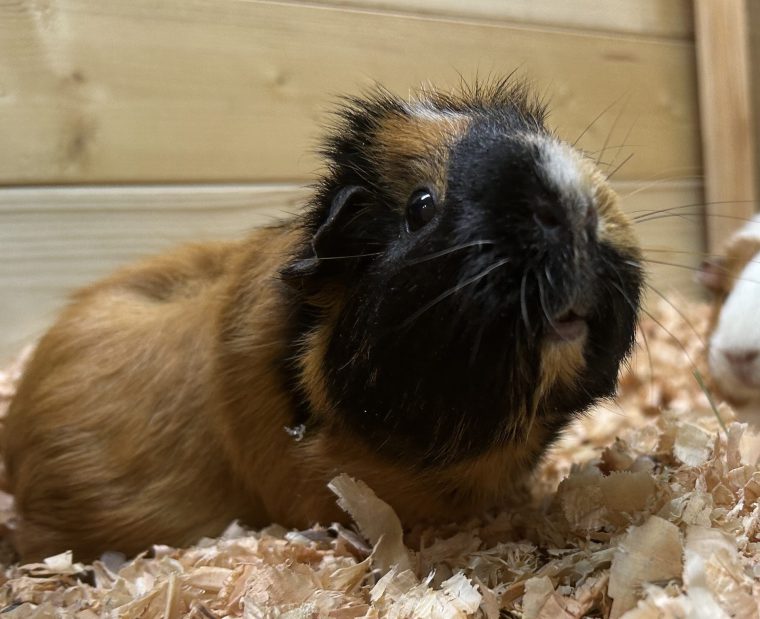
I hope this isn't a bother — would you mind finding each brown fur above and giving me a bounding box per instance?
[3,220,547,561]
[372,110,469,204]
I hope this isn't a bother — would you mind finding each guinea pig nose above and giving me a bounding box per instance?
[725,349,759,366]
[532,197,564,233]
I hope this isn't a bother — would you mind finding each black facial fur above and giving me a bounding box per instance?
[282,82,643,467]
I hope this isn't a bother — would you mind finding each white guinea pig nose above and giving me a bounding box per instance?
[724,349,759,367]
[721,349,760,386]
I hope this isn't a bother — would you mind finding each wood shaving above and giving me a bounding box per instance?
[1,302,759,618]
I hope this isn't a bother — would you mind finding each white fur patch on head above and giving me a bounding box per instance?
[528,137,591,217]
[403,101,466,123]
[709,246,760,402]
[538,139,584,196]
[734,213,760,244]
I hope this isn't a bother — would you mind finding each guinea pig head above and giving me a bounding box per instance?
[282,82,643,466]
[700,215,760,413]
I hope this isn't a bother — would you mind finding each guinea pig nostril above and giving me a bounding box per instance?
[724,349,759,366]
[532,200,562,232]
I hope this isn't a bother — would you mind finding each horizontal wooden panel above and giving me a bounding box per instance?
[311,0,694,38]
[0,0,699,185]
[0,184,308,360]
[0,180,704,360]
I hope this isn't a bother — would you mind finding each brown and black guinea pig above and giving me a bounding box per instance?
[4,80,643,562]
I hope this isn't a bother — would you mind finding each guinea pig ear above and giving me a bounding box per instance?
[281,185,370,282]
[696,257,728,293]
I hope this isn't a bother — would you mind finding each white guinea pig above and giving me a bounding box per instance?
[700,214,760,417]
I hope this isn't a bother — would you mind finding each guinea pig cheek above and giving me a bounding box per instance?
[293,300,347,422]
[708,252,760,401]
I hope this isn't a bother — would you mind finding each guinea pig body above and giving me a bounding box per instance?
[702,215,760,417]
[4,82,643,561]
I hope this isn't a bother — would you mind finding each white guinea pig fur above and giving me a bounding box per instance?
[701,214,760,419]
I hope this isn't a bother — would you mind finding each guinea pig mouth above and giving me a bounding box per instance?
[547,310,588,342]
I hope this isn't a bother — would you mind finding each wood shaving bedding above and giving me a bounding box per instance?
[0,302,758,619]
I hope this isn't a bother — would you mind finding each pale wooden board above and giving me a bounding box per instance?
[0,0,699,185]
[750,0,760,204]
[0,181,704,360]
[694,0,757,252]
[0,185,309,360]
[308,0,694,38]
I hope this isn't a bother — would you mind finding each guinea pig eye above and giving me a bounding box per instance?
[406,189,438,231]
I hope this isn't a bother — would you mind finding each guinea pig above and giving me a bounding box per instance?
[4,80,643,562]
[699,214,760,417]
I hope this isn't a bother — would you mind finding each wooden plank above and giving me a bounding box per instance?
[0,180,704,360]
[0,0,699,185]
[694,0,757,252]
[0,184,308,360]
[306,0,694,39]
[747,0,760,205]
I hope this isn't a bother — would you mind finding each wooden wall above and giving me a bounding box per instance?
[0,0,703,359]
[748,0,760,209]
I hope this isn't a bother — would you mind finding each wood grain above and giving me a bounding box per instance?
[0,0,699,185]
[306,0,694,38]
[0,181,704,359]
[746,0,760,208]
[0,184,308,359]
[694,0,758,252]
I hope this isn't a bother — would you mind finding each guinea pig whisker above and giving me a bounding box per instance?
[641,247,760,267]
[607,114,639,171]
[468,320,487,367]
[634,211,759,225]
[524,403,538,448]
[594,400,631,419]
[644,283,706,348]
[340,205,374,230]
[613,273,701,373]
[629,198,758,220]
[572,94,627,147]
[401,257,511,328]
[623,201,728,221]
[520,270,532,334]
[606,267,654,396]
[543,264,556,292]
[641,246,739,258]
[641,248,721,257]
[536,275,556,334]
[596,95,629,168]
[637,258,760,285]
[316,251,383,261]
[635,319,656,404]
[635,212,699,227]
[639,305,701,374]
[605,152,635,181]
[584,143,640,157]
[620,175,706,202]
[405,240,497,265]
